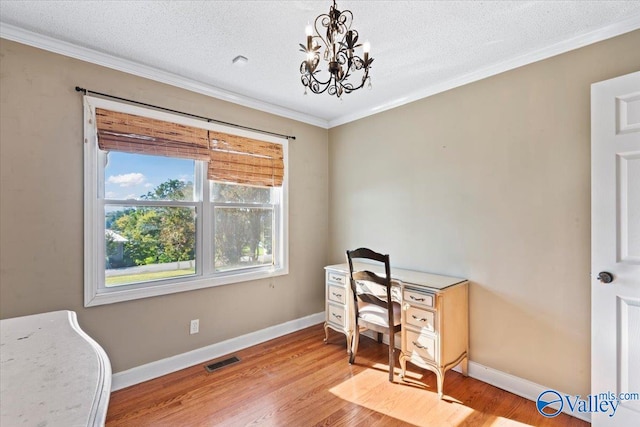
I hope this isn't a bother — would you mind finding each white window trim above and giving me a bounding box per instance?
[83,96,289,307]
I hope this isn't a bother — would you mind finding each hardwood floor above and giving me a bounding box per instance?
[107,324,588,426]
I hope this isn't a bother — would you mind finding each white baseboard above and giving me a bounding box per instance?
[111,311,325,391]
[453,362,591,423]
[112,316,589,423]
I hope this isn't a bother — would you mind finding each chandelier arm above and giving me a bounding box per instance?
[305,71,333,88]
[314,14,332,58]
[301,68,336,95]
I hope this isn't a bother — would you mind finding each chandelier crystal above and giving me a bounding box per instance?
[299,0,373,98]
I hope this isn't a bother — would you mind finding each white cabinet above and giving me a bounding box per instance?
[323,267,354,352]
[0,311,111,426]
[400,282,469,398]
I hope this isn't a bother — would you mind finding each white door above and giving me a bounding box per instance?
[592,71,640,427]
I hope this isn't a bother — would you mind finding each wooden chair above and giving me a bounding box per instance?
[346,247,401,382]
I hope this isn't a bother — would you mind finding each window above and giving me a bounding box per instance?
[84,97,288,306]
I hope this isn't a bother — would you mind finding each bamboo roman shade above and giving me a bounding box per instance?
[208,131,284,187]
[95,108,284,187]
[95,108,211,161]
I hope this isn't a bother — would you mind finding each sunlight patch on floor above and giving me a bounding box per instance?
[330,367,471,426]
[330,366,535,427]
[487,417,534,426]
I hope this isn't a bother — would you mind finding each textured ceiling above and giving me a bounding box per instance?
[1,1,640,127]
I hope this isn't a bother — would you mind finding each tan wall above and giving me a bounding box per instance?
[328,30,640,396]
[0,40,329,372]
[2,28,639,395]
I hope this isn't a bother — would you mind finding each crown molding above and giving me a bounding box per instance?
[329,13,640,128]
[2,14,639,130]
[0,23,330,129]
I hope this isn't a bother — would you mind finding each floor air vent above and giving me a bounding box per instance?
[205,356,240,373]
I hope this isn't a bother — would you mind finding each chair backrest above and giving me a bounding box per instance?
[346,248,393,325]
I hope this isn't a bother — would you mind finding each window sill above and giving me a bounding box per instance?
[84,267,288,307]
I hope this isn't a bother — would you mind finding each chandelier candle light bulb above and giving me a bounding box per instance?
[305,24,313,50]
[299,0,374,97]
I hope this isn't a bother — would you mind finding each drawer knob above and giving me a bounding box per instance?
[410,295,425,302]
[411,315,428,322]
[332,313,342,320]
[332,292,342,298]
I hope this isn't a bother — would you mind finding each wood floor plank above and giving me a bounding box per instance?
[107,324,588,426]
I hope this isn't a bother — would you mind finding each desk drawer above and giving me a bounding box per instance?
[327,304,346,328]
[405,305,435,332]
[406,329,437,364]
[327,271,347,285]
[404,289,434,308]
[328,285,347,305]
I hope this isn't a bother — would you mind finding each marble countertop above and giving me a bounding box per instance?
[1,310,111,426]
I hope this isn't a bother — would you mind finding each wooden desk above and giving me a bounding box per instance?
[324,263,469,398]
[0,310,111,426]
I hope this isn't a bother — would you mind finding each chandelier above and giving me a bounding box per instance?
[299,0,373,98]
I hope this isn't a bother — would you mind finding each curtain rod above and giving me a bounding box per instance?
[75,86,296,141]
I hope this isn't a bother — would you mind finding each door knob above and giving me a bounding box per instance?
[597,271,614,284]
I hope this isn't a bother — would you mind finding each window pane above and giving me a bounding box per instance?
[104,152,196,201]
[214,207,273,272]
[211,182,272,204]
[105,206,196,287]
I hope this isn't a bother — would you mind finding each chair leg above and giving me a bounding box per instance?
[377,332,383,343]
[388,330,395,382]
[349,327,360,364]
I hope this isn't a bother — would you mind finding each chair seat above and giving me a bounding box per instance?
[358,301,401,328]
[356,280,402,304]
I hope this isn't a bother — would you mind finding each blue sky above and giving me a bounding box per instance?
[104,152,194,200]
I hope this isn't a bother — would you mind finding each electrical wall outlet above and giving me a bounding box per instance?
[190,319,199,335]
